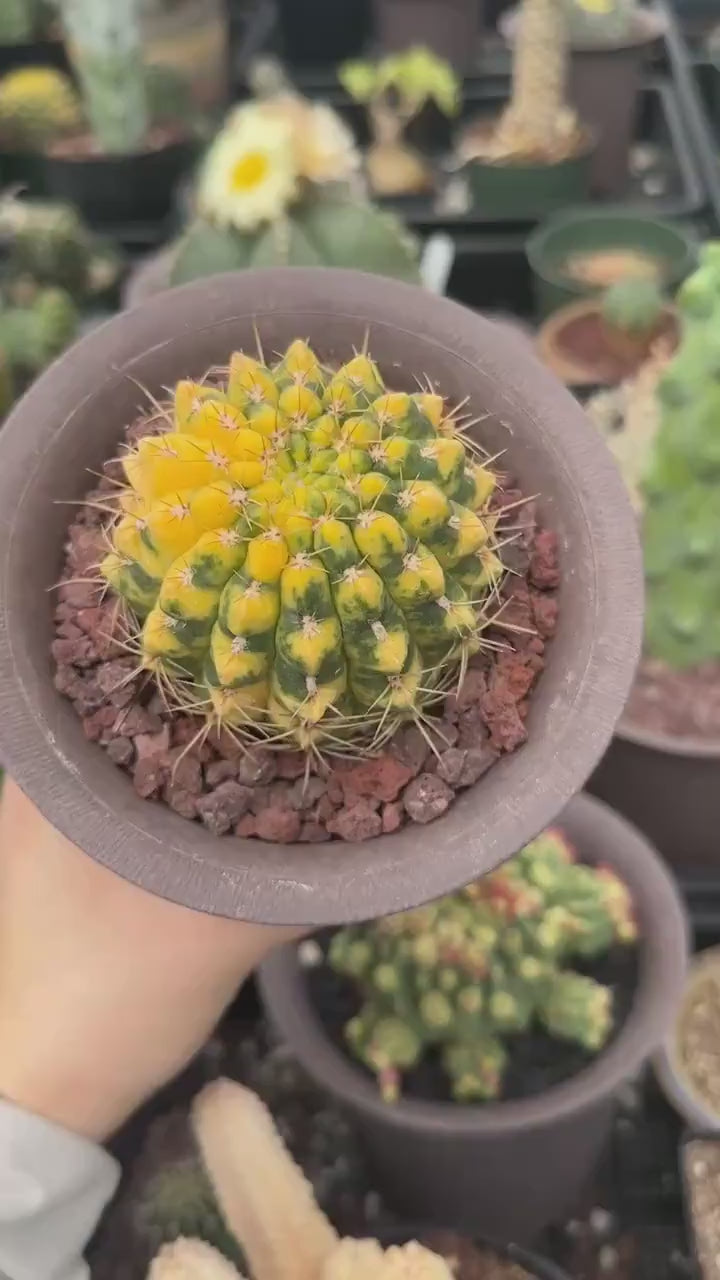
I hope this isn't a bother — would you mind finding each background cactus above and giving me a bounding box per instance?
[0,283,78,380]
[642,243,720,669]
[58,0,150,153]
[489,0,577,161]
[563,0,636,44]
[601,277,665,340]
[135,1160,244,1267]
[0,193,121,299]
[101,339,503,754]
[0,65,82,149]
[330,828,637,1102]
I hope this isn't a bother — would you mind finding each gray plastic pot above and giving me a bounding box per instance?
[501,7,667,196]
[0,269,641,926]
[259,793,689,1243]
[589,724,720,878]
[654,947,720,1132]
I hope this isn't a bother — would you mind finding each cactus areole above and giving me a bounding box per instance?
[0,270,641,923]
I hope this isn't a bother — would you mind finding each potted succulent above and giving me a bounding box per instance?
[0,0,68,75]
[339,47,460,197]
[536,277,677,389]
[0,277,78,411]
[456,0,595,219]
[140,0,230,115]
[0,62,81,189]
[0,268,640,926]
[589,244,720,875]
[260,793,688,1242]
[136,1078,572,1279]
[655,947,720,1133]
[122,78,427,307]
[373,0,482,72]
[36,0,201,228]
[501,0,667,196]
[526,207,698,319]
[0,191,124,305]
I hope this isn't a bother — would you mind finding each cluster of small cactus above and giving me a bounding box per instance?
[0,65,82,148]
[0,281,77,386]
[136,1160,244,1267]
[101,339,503,754]
[563,0,637,44]
[330,828,637,1102]
[58,0,149,153]
[148,1078,456,1280]
[642,243,720,668]
[0,193,121,299]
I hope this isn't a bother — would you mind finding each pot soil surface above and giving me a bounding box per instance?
[622,658,720,743]
[47,122,187,159]
[542,306,676,386]
[558,249,668,291]
[52,416,559,847]
[304,930,638,1106]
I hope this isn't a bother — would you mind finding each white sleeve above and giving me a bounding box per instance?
[0,1100,120,1280]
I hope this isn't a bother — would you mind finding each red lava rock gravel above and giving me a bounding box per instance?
[51,474,559,844]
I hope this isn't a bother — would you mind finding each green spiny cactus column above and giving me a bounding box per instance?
[494,0,570,158]
[101,340,503,753]
[642,243,720,668]
[58,0,150,153]
[330,828,637,1101]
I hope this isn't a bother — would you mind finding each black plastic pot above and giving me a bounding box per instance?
[589,726,720,881]
[0,147,46,195]
[0,36,69,76]
[40,137,197,229]
[373,0,482,70]
[526,206,697,318]
[276,0,372,65]
[259,792,689,1243]
[501,8,667,196]
[464,134,595,221]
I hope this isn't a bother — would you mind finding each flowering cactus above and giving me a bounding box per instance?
[564,0,636,43]
[330,828,637,1101]
[101,339,503,753]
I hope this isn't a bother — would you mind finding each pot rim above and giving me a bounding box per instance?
[614,716,720,761]
[461,126,597,172]
[42,135,195,165]
[526,207,698,293]
[0,268,642,924]
[535,297,677,388]
[654,946,720,1132]
[259,792,689,1131]
[500,6,667,54]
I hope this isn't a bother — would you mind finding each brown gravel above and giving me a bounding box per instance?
[684,1139,720,1280]
[678,970,720,1117]
[424,1231,531,1280]
[51,467,559,845]
[623,657,720,743]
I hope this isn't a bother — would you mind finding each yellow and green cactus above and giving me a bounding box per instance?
[101,340,504,753]
[0,66,83,149]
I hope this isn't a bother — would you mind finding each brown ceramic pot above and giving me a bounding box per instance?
[0,269,641,925]
[589,726,720,878]
[373,0,482,70]
[259,792,688,1242]
[536,298,678,388]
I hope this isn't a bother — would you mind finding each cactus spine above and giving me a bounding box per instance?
[0,66,82,149]
[642,243,720,668]
[330,829,637,1102]
[58,0,150,153]
[101,340,503,752]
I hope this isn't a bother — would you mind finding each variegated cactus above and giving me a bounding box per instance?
[101,339,504,754]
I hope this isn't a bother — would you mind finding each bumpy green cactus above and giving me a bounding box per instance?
[135,1160,243,1266]
[330,828,637,1102]
[58,0,150,153]
[171,189,420,286]
[642,243,720,668]
[0,65,82,148]
[0,284,78,378]
[601,277,664,339]
[101,340,504,752]
[0,195,99,296]
[564,0,636,43]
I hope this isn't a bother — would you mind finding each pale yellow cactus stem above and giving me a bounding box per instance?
[147,1238,247,1280]
[322,1238,454,1280]
[493,0,573,159]
[191,1080,338,1280]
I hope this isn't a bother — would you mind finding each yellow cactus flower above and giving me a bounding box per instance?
[197,104,298,231]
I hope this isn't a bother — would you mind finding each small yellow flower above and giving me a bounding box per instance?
[197,104,298,231]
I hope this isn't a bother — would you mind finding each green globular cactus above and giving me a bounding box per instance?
[564,0,636,43]
[601,277,665,339]
[0,0,42,44]
[0,285,78,378]
[171,190,421,287]
[100,340,504,752]
[330,828,637,1102]
[0,65,82,149]
[642,242,720,668]
[58,0,150,153]
[135,1159,244,1267]
[0,194,97,296]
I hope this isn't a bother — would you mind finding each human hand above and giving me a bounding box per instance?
[0,778,302,1142]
